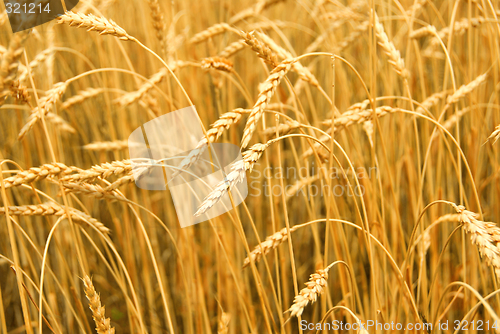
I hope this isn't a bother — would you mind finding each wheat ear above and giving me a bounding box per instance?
[57,11,137,42]
[229,0,284,24]
[115,61,186,107]
[1,163,81,188]
[373,12,409,78]
[171,109,245,178]
[445,72,488,107]
[218,40,247,58]
[63,182,125,201]
[303,106,399,158]
[0,33,28,105]
[190,23,239,44]
[243,226,300,268]
[487,125,500,144]
[415,90,450,114]
[241,58,296,148]
[18,47,55,82]
[201,57,233,73]
[82,275,115,334]
[452,204,500,279]
[238,30,279,66]
[61,88,105,109]
[261,120,301,138]
[0,203,110,235]
[9,80,30,104]
[194,143,269,216]
[145,0,167,54]
[426,16,487,45]
[60,160,132,183]
[255,32,320,87]
[322,106,400,128]
[18,81,69,140]
[287,267,332,317]
[83,140,130,151]
[217,312,230,334]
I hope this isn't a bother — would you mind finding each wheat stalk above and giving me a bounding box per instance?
[82,275,115,334]
[241,58,296,148]
[57,11,137,42]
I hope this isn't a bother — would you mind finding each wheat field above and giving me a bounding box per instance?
[1,0,500,333]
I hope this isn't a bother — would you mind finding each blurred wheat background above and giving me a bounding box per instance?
[1,0,500,333]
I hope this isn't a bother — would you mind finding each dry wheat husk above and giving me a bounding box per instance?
[82,275,116,334]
